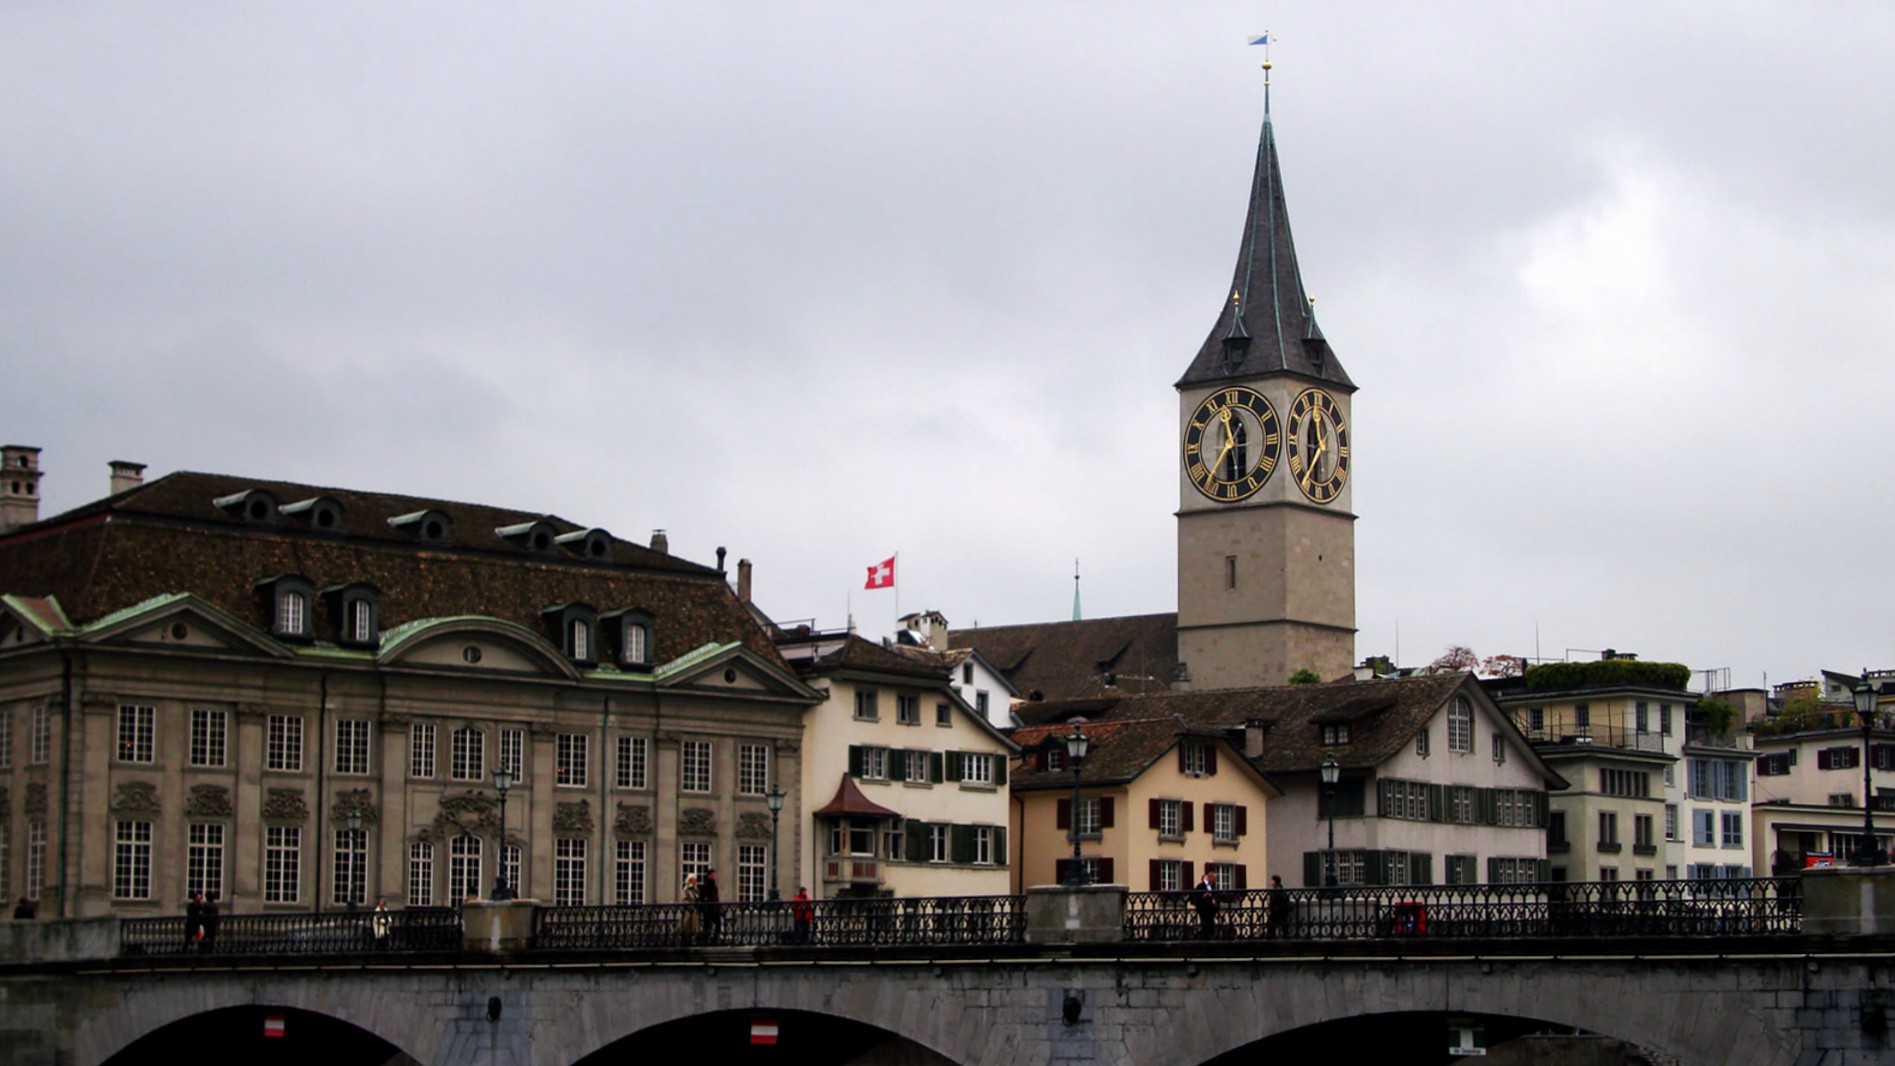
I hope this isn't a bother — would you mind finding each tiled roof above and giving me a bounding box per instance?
[949,612,1178,703]
[812,775,902,819]
[775,630,951,682]
[0,471,784,667]
[1009,716,1229,792]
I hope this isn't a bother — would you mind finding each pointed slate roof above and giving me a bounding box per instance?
[1177,91,1353,391]
[812,775,902,819]
[948,612,1178,703]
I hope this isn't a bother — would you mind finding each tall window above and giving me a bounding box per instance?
[451,727,485,781]
[1155,858,1184,891]
[929,825,950,863]
[335,719,371,774]
[333,828,367,906]
[973,826,996,865]
[502,844,522,899]
[349,599,373,643]
[117,704,155,763]
[29,705,50,764]
[853,689,878,720]
[265,826,301,903]
[187,823,225,899]
[26,821,47,900]
[409,842,435,906]
[1665,803,1680,841]
[113,821,153,899]
[961,752,995,785]
[277,591,307,635]
[557,733,588,787]
[411,722,437,778]
[1447,696,1473,753]
[0,824,7,899]
[682,739,713,793]
[1634,814,1655,850]
[449,836,482,902]
[1074,796,1101,836]
[0,707,12,768]
[570,619,591,661]
[1181,742,1209,776]
[268,714,303,772]
[897,694,920,725]
[738,843,768,901]
[1212,803,1237,842]
[617,735,649,789]
[555,839,587,905]
[739,744,769,796]
[626,623,649,665]
[186,708,227,767]
[616,840,647,904]
[1721,811,1744,848]
[680,841,712,887]
[500,728,525,780]
[1635,702,1650,733]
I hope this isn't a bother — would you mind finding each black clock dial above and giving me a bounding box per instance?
[1183,387,1282,502]
[1285,388,1350,504]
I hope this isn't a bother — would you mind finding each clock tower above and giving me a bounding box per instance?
[1176,78,1356,688]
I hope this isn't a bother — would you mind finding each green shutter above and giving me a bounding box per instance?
[993,826,1007,866]
[930,752,944,782]
[951,824,974,864]
[994,756,1007,786]
[1303,852,1321,887]
[848,745,863,778]
[1365,850,1387,886]
[906,820,928,860]
[1412,853,1433,885]
[889,751,908,782]
[945,752,963,782]
[1430,784,1448,823]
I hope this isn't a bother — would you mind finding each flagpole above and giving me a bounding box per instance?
[894,551,900,625]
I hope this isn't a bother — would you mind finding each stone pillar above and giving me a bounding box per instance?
[461,899,538,953]
[1801,866,1895,936]
[1025,884,1127,945]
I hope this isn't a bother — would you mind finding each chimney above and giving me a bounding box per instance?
[109,460,146,496]
[737,558,752,603]
[715,546,727,571]
[650,529,668,555]
[0,444,43,533]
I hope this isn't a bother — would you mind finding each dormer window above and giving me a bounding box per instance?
[215,489,279,525]
[323,583,381,648]
[603,608,655,669]
[498,520,559,554]
[389,509,452,543]
[1322,723,1351,746]
[555,527,614,561]
[256,575,315,640]
[1044,746,1064,772]
[542,603,598,665]
[281,496,343,531]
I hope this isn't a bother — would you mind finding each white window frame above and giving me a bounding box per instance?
[682,739,714,793]
[189,708,227,768]
[187,822,225,900]
[1158,798,1182,838]
[449,835,483,902]
[738,843,768,901]
[897,694,920,725]
[858,746,888,782]
[410,722,437,779]
[616,839,647,904]
[113,820,153,900]
[332,827,367,906]
[738,743,769,796]
[973,826,995,865]
[334,719,371,775]
[617,735,649,789]
[555,838,587,906]
[277,590,307,635]
[680,841,712,887]
[557,733,589,788]
[1212,802,1236,842]
[1074,796,1101,837]
[268,714,303,772]
[451,726,485,781]
[26,821,46,900]
[929,824,950,863]
[409,841,435,906]
[29,705,50,765]
[854,689,878,721]
[500,728,525,780]
[265,826,301,903]
[1447,696,1473,753]
[960,752,994,786]
[117,704,155,764]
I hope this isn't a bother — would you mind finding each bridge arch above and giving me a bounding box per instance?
[579,1008,956,1065]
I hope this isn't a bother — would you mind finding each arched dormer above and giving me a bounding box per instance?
[555,527,614,562]
[602,608,655,669]
[541,602,598,666]
[379,617,582,679]
[389,509,453,544]
[281,495,344,532]
[497,520,559,555]
[322,582,382,647]
[215,489,279,525]
[255,574,315,641]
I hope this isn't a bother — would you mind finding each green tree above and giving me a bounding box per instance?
[1288,668,1322,685]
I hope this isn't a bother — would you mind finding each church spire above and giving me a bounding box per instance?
[1177,59,1352,391]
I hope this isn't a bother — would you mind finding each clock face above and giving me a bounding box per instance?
[1286,388,1350,504]
[1183,386,1282,502]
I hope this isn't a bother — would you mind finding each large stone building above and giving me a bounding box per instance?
[0,460,820,916]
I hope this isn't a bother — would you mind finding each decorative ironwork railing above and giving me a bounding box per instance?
[530,895,1026,951]
[1124,877,1802,942]
[119,907,463,957]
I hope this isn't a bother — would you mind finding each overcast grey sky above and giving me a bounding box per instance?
[4,3,1892,690]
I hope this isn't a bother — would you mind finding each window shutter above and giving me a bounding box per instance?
[1150,859,1164,891]
[1233,863,1247,890]
[930,752,944,782]
[1100,797,1115,828]
[1818,749,1832,770]
[1178,746,1189,774]
[906,820,928,859]
[1056,859,1072,883]
[1537,859,1552,882]
[1412,853,1433,885]
[945,752,963,782]
[1487,856,1500,883]
[1235,805,1248,836]
[1181,801,1195,833]
[1096,856,1112,883]
[1149,798,1162,829]
[1056,798,1071,830]
[1377,779,1393,816]
[1180,861,1194,886]
[994,757,1007,786]
[889,751,908,782]
[951,824,973,864]
[993,827,1005,863]
[1303,852,1321,887]
[1204,746,1218,776]
[848,745,864,778]
[1431,784,1448,823]
[1202,801,1214,832]
[1364,850,1386,886]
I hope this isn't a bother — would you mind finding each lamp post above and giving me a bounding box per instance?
[1853,673,1885,867]
[491,766,515,900]
[1062,721,1093,887]
[345,808,364,910]
[766,784,785,902]
[1320,753,1340,889]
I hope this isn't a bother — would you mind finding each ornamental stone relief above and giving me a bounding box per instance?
[262,788,309,823]
[110,781,161,815]
[615,804,653,836]
[184,785,233,818]
[24,783,47,815]
[678,808,717,837]
[736,812,775,841]
[553,800,593,834]
[433,791,499,838]
[330,789,380,824]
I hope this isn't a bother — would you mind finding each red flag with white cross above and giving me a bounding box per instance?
[864,556,895,590]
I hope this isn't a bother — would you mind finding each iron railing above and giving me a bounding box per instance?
[119,907,463,956]
[531,895,1026,951]
[1124,877,1802,942]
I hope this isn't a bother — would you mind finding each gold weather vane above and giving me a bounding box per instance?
[1248,30,1273,81]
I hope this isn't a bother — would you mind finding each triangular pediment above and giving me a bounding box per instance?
[658,642,821,701]
[0,595,71,651]
[77,593,294,659]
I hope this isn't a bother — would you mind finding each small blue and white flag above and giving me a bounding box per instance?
[1248,33,1269,47]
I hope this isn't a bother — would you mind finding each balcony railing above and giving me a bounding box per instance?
[1519,725,1669,753]
[531,894,1025,951]
[119,907,462,957]
[1123,878,1801,942]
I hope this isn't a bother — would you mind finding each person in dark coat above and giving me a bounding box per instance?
[11,897,34,920]
[201,892,220,952]
[1267,875,1292,938]
[1191,870,1219,938]
[185,892,206,950]
[699,868,722,941]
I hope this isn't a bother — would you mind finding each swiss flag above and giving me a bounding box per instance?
[864,556,896,590]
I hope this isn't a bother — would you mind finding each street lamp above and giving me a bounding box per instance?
[1853,673,1885,867]
[766,784,785,902]
[345,808,364,910]
[1320,753,1340,889]
[491,766,515,900]
[1062,720,1093,887]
